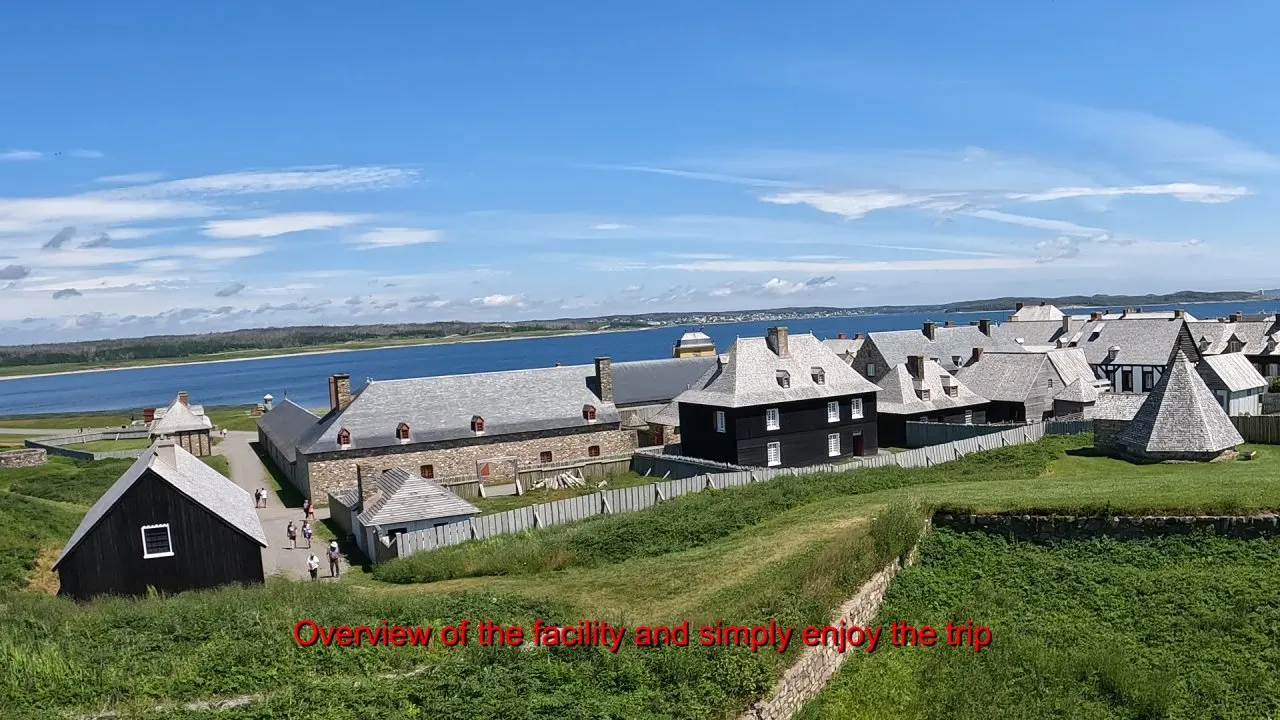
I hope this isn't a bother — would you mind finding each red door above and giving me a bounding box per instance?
[852,432,865,456]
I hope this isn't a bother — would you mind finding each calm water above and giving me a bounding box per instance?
[3,301,1278,416]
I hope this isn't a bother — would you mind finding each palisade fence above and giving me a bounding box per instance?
[390,419,1095,560]
[1231,415,1280,444]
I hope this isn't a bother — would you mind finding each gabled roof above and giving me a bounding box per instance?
[610,356,719,406]
[865,325,1020,372]
[1086,392,1148,420]
[955,352,1049,403]
[673,332,880,409]
[1069,318,1195,366]
[301,364,618,453]
[1009,303,1065,322]
[1054,378,1099,404]
[991,317,1088,349]
[822,336,864,359]
[651,401,681,427]
[1199,353,1267,392]
[1046,347,1101,387]
[1187,319,1280,356]
[54,443,267,568]
[256,399,322,463]
[874,360,987,415]
[356,468,480,526]
[150,395,212,434]
[1118,350,1243,453]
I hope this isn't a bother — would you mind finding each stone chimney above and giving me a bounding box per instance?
[837,332,847,339]
[907,355,925,379]
[853,332,862,339]
[328,373,353,412]
[766,326,790,358]
[1231,311,1243,322]
[1039,300,1047,306]
[1015,302,1024,311]
[1173,309,1185,320]
[1061,315,1072,334]
[594,357,613,403]
[177,390,189,407]
[356,464,380,512]
[154,439,177,468]
[922,321,937,340]
[970,347,984,364]
[1090,311,1102,321]
[977,319,992,336]
[944,320,953,327]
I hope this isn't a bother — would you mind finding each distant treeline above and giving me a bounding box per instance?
[0,321,634,368]
[941,291,1263,313]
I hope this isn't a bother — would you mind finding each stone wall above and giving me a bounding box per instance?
[1094,418,1128,453]
[933,512,1280,541]
[0,448,47,468]
[302,425,635,504]
[738,548,917,720]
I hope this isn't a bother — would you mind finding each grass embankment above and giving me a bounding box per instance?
[0,434,42,451]
[471,471,654,515]
[800,530,1280,720]
[62,438,153,452]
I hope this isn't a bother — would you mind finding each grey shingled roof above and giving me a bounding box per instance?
[1086,392,1148,420]
[611,356,719,406]
[356,467,480,526]
[875,359,987,415]
[150,396,212,434]
[865,325,1021,372]
[256,399,322,463]
[651,401,680,427]
[991,318,1088,349]
[1046,347,1101,386]
[1094,310,1198,321]
[301,364,618,453]
[1009,303,1065,322]
[1188,319,1280,356]
[1069,318,1193,366]
[955,352,1050,402]
[1054,377,1099,403]
[54,443,267,568]
[1118,350,1243,453]
[673,332,880,409]
[822,337,864,359]
[1199,353,1267,392]
[329,486,360,510]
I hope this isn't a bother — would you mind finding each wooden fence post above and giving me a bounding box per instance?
[469,518,478,540]
[654,482,665,502]
[600,491,612,514]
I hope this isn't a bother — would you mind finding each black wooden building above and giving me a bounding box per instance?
[54,440,267,600]
[674,327,881,468]
[873,356,989,447]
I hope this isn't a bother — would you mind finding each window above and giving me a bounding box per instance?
[582,404,597,421]
[850,397,864,419]
[827,401,840,423]
[1047,378,1054,388]
[1228,338,1244,353]
[1142,369,1154,392]
[827,433,840,457]
[866,363,876,378]
[964,409,973,424]
[776,370,791,388]
[539,451,553,463]
[766,441,781,466]
[715,410,726,433]
[420,464,434,479]
[952,355,962,367]
[812,367,826,385]
[1122,369,1133,392]
[141,524,173,559]
[1216,390,1229,411]
[946,386,958,398]
[470,415,485,433]
[918,388,931,401]
[396,422,410,441]
[766,408,780,430]
[336,428,351,447]
[588,445,600,458]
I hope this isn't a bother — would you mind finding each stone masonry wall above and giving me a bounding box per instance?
[738,548,918,720]
[303,426,635,505]
[1093,418,1128,454]
[0,448,47,468]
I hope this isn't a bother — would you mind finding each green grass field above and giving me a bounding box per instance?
[61,437,153,452]
[799,530,1280,720]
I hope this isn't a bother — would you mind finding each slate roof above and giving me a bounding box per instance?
[1118,350,1243,453]
[301,364,618,453]
[874,359,987,415]
[1093,310,1199,321]
[150,395,212,434]
[651,401,681,427]
[54,442,267,568]
[865,325,1020,372]
[256,399,322,463]
[673,332,880,409]
[1086,393,1148,420]
[822,336,864,360]
[611,356,719,406]
[1009,303,1065,322]
[991,317,1088,349]
[356,467,480,527]
[1199,353,1267,392]
[1068,318,1193,366]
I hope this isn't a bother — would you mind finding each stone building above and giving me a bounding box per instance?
[148,391,213,457]
[256,364,634,505]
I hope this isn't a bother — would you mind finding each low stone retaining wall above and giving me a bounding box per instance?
[933,512,1280,541]
[0,448,47,468]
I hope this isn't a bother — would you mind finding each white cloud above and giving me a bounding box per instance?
[350,227,441,248]
[1007,183,1249,204]
[471,293,522,307]
[69,150,104,159]
[762,189,930,219]
[590,164,796,188]
[1035,236,1081,263]
[591,223,631,231]
[1,150,42,161]
[97,165,418,199]
[662,257,1038,273]
[0,195,215,235]
[966,209,1109,237]
[759,276,838,295]
[202,212,369,239]
[94,172,166,184]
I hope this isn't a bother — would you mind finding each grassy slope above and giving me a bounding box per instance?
[799,530,1280,720]
[470,471,655,515]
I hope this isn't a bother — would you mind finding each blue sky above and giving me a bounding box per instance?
[3,2,1280,341]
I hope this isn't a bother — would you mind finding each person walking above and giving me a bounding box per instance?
[327,541,341,578]
[304,499,315,521]
[306,553,319,581]
[286,521,297,550]
[301,520,313,548]
[253,488,262,509]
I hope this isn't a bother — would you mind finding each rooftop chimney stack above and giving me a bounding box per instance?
[1062,315,1072,334]
[970,347,984,364]
[944,320,953,327]
[766,326,790,358]
[907,355,925,379]
[328,373,353,413]
[853,332,862,339]
[1039,300,1047,306]
[1232,311,1243,322]
[177,390,189,407]
[1090,311,1102,321]
[922,321,937,340]
[1014,302,1024,311]
[977,319,992,336]
[143,407,156,423]
[154,439,177,469]
[1173,309,1185,320]
[594,356,614,403]
[837,332,847,339]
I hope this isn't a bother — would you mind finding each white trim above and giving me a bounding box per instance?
[766,441,781,466]
[850,397,864,419]
[827,432,840,457]
[141,523,174,559]
[766,408,780,431]
[827,400,839,423]
[715,410,726,433]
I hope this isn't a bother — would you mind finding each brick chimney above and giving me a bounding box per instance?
[970,347,984,364]
[837,332,847,339]
[766,326,790,358]
[977,319,992,336]
[177,390,189,407]
[143,407,156,423]
[154,438,178,468]
[944,320,953,328]
[1231,311,1243,322]
[922,321,937,340]
[356,464,380,512]
[1173,309,1185,319]
[1061,315,1071,334]
[1014,302,1024,311]
[328,373,353,412]
[594,356,613,403]
[907,355,924,379]
[1090,311,1102,321]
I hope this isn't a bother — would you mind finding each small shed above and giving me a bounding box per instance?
[1197,353,1267,416]
[54,440,267,600]
[347,466,480,559]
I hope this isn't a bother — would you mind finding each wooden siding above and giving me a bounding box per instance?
[1231,415,1280,443]
[885,407,989,448]
[680,394,879,468]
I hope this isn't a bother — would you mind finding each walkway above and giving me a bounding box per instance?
[216,431,350,580]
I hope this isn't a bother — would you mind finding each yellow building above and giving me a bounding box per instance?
[672,330,717,358]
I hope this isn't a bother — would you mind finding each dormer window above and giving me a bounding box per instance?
[1228,337,1244,353]
[470,415,485,434]
[583,404,597,422]
[396,422,410,441]
[811,367,825,385]
[946,386,958,398]
[918,388,931,401]
[776,370,791,389]
[337,428,351,447]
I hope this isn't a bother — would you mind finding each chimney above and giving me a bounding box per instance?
[922,321,936,340]
[970,347,984,364]
[177,391,189,407]
[853,332,862,339]
[1090,311,1102,321]
[154,439,177,468]
[837,332,847,339]
[1173,309,1185,319]
[356,464,380,512]
[1039,300,1047,306]
[263,394,274,412]
[907,355,924,379]
[944,320,953,327]
[1014,302,1024,311]
[977,319,992,336]
[328,373,352,412]
[594,356,614,403]
[143,407,156,423]
[1231,311,1243,322]
[766,326,790,358]
[1061,315,1071,334]
[1136,307,1143,313]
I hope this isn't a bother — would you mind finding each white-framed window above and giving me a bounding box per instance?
[766,441,781,466]
[766,408,780,430]
[715,410,726,433]
[141,523,174,559]
[866,363,877,378]
[827,401,840,422]
[964,409,973,424]
[827,433,840,457]
[851,397,864,419]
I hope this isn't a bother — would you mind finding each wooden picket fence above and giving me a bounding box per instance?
[1232,415,1280,444]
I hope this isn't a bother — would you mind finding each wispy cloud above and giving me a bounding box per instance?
[94,171,166,184]
[662,257,1038,273]
[1007,183,1249,204]
[97,165,419,199]
[1,150,42,161]
[214,282,246,297]
[80,233,112,248]
[0,265,31,280]
[202,212,369,239]
[349,227,441,248]
[1034,236,1081,263]
[966,209,1109,237]
[589,164,798,188]
[762,189,939,218]
[759,275,838,295]
[591,223,631,231]
[42,226,77,250]
[52,288,82,299]
[471,293,523,307]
